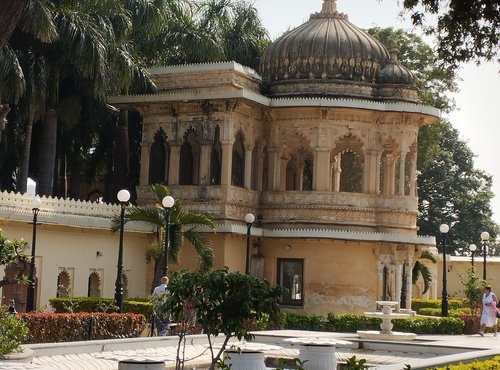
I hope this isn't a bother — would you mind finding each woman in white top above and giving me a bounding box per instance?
[479,285,498,336]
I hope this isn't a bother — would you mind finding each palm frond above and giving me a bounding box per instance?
[0,44,26,102]
[184,228,214,272]
[19,0,58,43]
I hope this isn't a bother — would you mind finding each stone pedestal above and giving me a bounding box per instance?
[118,359,165,370]
[223,350,266,370]
[298,344,336,370]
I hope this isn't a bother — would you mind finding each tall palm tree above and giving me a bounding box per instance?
[111,184,216,290]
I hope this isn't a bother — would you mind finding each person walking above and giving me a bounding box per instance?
[479,285,498,336]
[152,276,170,336]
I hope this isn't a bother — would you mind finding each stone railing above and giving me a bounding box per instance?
[0,191,152,233]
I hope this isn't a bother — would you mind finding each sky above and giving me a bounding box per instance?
[252,0,500,226]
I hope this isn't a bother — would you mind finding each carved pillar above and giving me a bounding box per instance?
[169,144,180,185]
[140,143,150,186]
[279,156,288,191]
[199,144,211,186]
[409,155,417,196]
[244,147,253,189]
[399,152,407,195]
[267,148,280,191]
[221,141,233,186]
[383,155,396,195]
[332,156,341,192]
[365,149,378,194]
[256,151,264,191]
[377,262,385,301]
[395,264,403,308]
[405,259,413,310]
[313,148,330,191]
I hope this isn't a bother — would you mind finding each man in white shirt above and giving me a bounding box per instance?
[152,276,169,335]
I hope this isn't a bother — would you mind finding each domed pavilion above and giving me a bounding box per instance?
[110,0,440,315]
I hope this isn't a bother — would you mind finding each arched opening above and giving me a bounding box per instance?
[179,129,200,185]
[285,153,314,191]
[339,151,363,193]
[231,131,245,187]
[210,126,222,185]
[56,269,71,298]
[149,128,169,184]
[88,271,101,298]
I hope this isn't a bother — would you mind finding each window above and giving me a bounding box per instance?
[277,258,304,306]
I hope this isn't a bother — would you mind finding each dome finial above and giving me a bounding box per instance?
[321,0,337,14]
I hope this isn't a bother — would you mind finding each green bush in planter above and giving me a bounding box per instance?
[0,306,28,357]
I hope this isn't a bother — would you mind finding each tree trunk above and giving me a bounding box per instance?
[38,109,58,196]
[0,0,29,49]
[113,110,130,196]
[18,108,35,193]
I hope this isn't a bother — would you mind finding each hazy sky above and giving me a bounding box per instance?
[253,0,500,227]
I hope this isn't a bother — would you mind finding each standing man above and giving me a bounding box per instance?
[152,276,170,335]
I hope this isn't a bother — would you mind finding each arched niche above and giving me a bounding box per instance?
[149,128,169,185]
[179,128,201,185]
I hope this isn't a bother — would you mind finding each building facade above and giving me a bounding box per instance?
[109,0,441,315]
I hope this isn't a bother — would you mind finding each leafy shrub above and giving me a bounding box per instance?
[281,311,325,331]
[0,306,28,356]
[431,356,500,369]
[412,298,466,313]
[19,312,146,343]
[326,313,381,332]
[49,297,153,318]
[418,307,471,317]
[392,317,464,335]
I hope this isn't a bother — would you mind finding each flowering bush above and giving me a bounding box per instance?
[0,306,28,356]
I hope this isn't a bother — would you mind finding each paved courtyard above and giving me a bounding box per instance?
[1,331,500,370]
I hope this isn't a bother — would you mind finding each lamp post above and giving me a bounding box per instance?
[26,196,42,312]
[481,231,490,280]
[439,223,450,317]
[161,195,175,277]
[244,213,255,275]
[115,189,130,313]
[469,244,477,270]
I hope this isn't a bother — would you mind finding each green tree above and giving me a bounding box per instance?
[368,27,499,255]
[111,184,216,289]
[417,122,499,254]
[0,230,29,289]
[163,268,282,370]
[400,0,500,66]
[412,249,436,294]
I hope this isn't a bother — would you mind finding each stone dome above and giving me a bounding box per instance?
[259,0,419,102]
[378,52,415,85]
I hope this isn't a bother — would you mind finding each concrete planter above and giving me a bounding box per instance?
[0,348,34,363]
[298,344,336,370]
[223,350,266,370]
[118,359,165,370]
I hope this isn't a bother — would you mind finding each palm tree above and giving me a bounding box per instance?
[412,249,437,295]
[112,184,216,290]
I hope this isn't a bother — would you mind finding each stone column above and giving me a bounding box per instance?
[395,264,403,308]
[139,143,150,186]
[383,155,396,195]
[365,149,379,194]
[199,144,211,186]
[313,148,330,191]
[244,147,253,189]
[377,262,385,300]
[405,259,413,310]
[409,155,417,196]
[267,148,280,191]
[168,144,180,185]
[221,141,233,186]
[397,152,405,195]
[256,151,264,191]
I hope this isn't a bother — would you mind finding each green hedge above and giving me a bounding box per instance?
[49,297,154,319]
[281,311,325,331]
[418,307,472,317]
[19,312,146,344]
[280,311,465,335]
[412,298,466,313]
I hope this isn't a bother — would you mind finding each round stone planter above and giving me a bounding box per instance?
[298,344,336,370]
[118,359,165,370]
[0,348,34,364]
[223,350,266,370]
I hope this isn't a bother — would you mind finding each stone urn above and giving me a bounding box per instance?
[222,350,267,370]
